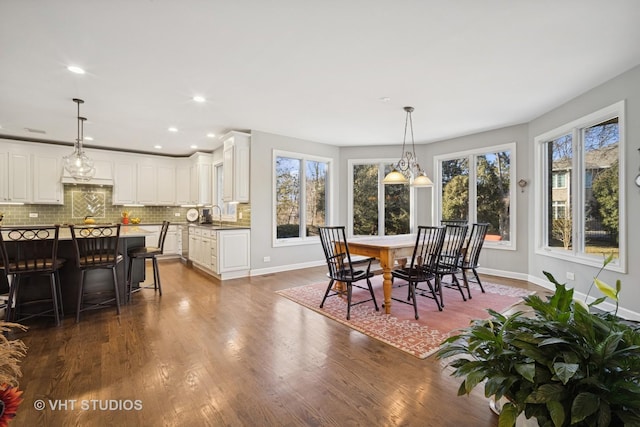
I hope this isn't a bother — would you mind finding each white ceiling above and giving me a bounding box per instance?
[1,1,640,156]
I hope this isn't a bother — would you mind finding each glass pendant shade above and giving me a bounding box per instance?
[411,172,433,187]
[382,168,409,184]
[64,99,96,181]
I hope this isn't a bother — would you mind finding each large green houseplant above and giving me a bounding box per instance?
[436,256,640,427]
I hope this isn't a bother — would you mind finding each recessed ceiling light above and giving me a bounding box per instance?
[193,95,206,103]
[154,145,162,149]
[206,133,215,138]
[67,65,86,74]
[168,127,178,132]
[190,144,198,149]
[379,97,391,103]
[84,136,94,141]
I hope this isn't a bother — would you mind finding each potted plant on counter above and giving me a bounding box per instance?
[436,255,640,427]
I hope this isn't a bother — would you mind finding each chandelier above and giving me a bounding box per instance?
[383,106,433,187]
[63,98,95,181]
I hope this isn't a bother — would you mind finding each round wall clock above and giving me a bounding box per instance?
[635,173,640,188]
[186,208,199,222]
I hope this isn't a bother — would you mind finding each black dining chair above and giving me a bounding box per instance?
[69,224,122,322]
[440,219,468,226]
[434,224,469,306]
[459,223,490,295]
[391,225,446,319]
[0,225,64,325]
[126,221,169,302]
[318,226,378,320]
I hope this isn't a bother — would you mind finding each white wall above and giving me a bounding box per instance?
[528,64,640,319]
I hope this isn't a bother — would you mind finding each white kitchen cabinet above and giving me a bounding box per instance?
[113,155,177,206]
[222,131,250,203]
[163,225,179,256]
[175,161,192,205]
[0,150,31,203]
[188,225,250,279]
[190,153,212,206]
[217,228,251,275]
[32,153,63,204]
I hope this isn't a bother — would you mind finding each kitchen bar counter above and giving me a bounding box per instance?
[1,226,150,322]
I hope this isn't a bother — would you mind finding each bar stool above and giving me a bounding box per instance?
[69,224,122,322]
[0,225,64,325]
[127,221,169,302]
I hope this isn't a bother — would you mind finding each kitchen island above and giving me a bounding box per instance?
[1,225,153,322]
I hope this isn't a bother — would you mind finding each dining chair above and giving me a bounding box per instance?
[0,225,64,325]
[434,224,469,306]
[391,225,446,319]
[459,223,490,294]
[126,221,169,302]
[69,224,122,322]
[440,219,468,226]
[318,226,378,320]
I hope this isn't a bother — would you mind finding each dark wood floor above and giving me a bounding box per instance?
[11,260,544,426]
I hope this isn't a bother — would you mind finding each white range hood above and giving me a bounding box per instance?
[61,159,114,186]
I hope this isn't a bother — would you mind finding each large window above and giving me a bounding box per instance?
[435,143,515,246]
[349,161,411,236]
[535,101,625,271]
[274,151,330,244]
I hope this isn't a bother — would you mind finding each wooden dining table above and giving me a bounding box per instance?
[347,234,417,314]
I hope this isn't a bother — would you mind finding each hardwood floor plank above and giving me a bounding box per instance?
[10,260,544,426]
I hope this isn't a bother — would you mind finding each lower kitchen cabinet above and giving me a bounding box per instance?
[188,226,250,279]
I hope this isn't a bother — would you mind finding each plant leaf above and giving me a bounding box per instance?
[571,392,600,424]
[514,363,536,383]
[498,402,518,427]
[552,362,579,385]
[546,400,565,427]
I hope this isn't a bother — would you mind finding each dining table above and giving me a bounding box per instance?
[347,234,417,314]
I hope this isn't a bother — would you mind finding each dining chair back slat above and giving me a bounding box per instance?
[391,225,446,318]
[460,223,490,293]
[318,226,378,320]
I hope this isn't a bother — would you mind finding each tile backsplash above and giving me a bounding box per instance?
[0,185,251,227]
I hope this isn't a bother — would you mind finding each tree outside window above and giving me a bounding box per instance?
[351,161,410,236]
[438,145,513,243]
[275,153,329,241]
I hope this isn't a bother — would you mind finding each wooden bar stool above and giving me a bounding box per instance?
[127,221,169,302]
[0,225,64,325]
[69,224,122,322]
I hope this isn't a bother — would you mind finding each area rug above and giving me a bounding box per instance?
[277,276,533,359]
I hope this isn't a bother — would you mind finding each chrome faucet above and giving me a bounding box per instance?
[211,204,223,227]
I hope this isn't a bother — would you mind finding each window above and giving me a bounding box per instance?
[348,160,411,236]
[435,143,515,246]
[274,151,330,245]
[552,171,567,188]
[535,101,625,271]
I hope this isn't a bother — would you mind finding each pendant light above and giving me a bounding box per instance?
[63,98,96,181]
[383,106,433,187]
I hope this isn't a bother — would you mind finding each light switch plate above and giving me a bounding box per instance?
[29,212,38,218]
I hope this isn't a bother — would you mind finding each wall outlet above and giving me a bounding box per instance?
[263,256,271,263]
[566,272,575,280]
[239,212,243,219]
[174,212,181,216]
[29,212,38,218]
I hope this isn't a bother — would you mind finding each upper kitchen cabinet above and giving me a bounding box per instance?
[32,149,63,204]
[175,159,193,205]
[113,154,176,206]
[189,152,212,206]
[222,131,250,203]
[0,149,31,203]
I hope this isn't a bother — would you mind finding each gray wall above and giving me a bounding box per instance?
[527,64,640,319]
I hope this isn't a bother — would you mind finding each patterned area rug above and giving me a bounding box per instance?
[277,275,533,359]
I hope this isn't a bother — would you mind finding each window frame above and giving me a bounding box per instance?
[347,158,417,238]
[534,100,626,273]
[272,149,332,247]
[433,142,517,250]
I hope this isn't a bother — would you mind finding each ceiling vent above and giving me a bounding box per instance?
[24,127,46,134]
